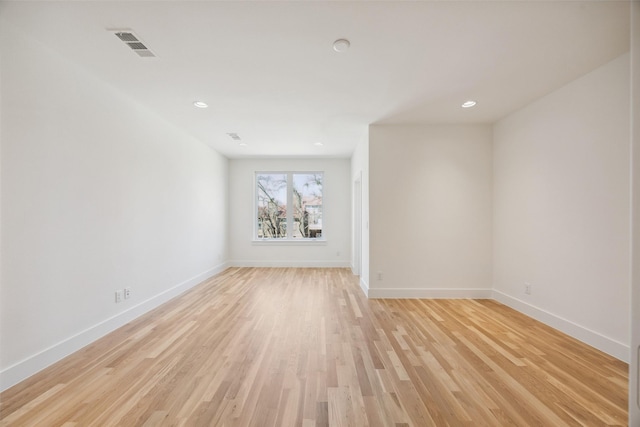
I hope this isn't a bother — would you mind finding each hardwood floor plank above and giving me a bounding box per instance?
[0,268,628,426]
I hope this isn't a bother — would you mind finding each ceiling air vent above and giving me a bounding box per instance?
[112,30,156,58]
[227,133,241,141]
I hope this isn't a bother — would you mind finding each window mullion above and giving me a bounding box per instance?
[286,172,294,239]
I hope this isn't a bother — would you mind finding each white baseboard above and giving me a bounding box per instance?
[229,260,351,268]
[359,277,369,297]
[0,263,229,392]
[367,287,493,299]
[492,290,629,362]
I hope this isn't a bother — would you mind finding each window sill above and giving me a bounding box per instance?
[252,239,327,246]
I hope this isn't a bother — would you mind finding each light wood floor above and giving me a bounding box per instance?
[0,268,628,426]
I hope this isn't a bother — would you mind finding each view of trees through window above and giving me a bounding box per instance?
[256,172,323,239]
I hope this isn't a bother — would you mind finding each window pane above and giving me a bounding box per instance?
[257,173,287,239]
[292,173,323,238]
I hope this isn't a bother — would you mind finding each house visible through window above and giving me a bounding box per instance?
[256,172,323,240]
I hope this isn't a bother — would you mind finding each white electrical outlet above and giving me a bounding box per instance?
[525,283,532,295]
[377,272,383,281]
[115,290,123,303]
[124,288,131,299]
[336,251,341,257]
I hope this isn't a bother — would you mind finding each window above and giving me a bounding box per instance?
[256,172,323,240]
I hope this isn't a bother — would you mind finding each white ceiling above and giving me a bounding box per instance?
[1,1,630,158]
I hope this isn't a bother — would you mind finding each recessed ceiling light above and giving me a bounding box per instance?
[193,101,208,108]
[239,142,247,147]
[461,100,477,108]
[333,39,350,53]
[314,142,324,146]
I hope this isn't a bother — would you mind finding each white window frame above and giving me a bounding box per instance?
[253,171,326,245]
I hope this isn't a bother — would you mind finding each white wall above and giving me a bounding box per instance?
[368,124,493,298]
[629,2,640,423]
[351,138,369,294]
[493,53,631,361]
[228,158,350,267]
[0,25,229,390]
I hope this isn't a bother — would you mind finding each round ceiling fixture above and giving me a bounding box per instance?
[461,100,477,108]
[314,142,324,146]
[333,39,350,53]
[193,101,208,108]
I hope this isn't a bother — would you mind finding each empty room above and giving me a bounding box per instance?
[1,1,639,426]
